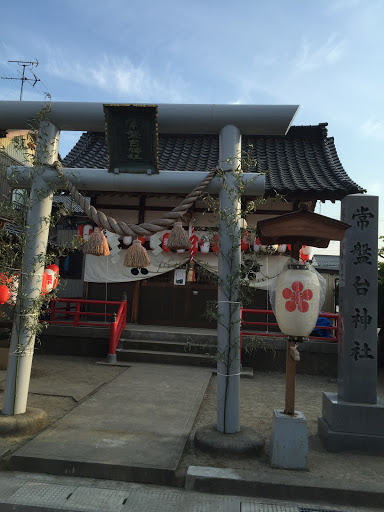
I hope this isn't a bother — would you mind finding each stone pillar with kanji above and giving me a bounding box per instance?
[318,194,384,451]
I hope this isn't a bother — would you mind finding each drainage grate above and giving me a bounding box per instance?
[241,505,348,512]
[299,509,341,512]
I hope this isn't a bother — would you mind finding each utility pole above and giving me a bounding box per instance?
[1,60,40,101]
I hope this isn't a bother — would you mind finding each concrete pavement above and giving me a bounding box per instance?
[10,363,211,486]
[0,355,383,509]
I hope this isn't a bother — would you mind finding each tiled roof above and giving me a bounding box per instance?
[4,223,58,247]
[62,124,364,201]
[312,254,340,270]
[53,195,90,214]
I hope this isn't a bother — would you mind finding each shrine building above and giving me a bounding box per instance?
[57,122,363,328]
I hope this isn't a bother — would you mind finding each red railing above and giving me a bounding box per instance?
[240,308,339,348]
[47,298,128,357]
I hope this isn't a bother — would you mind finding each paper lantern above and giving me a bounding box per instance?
[77,224,93,240]
[41,272,48,295]
[0,273,11,285]
[83,224,93,241]
[45,264,59,288]
[123,236,132,246]
[138,236,146,245]
[200,238,210,254]
[0,285,10,304]
[241,231,250,251]
[253,237,261,253]
[278,244,287,253]
[162,232,170,252]
[46,264,59,274]
[212,234,219,253]
[300,245,312,262]
[275,265,321,338]
[44,269,56,293]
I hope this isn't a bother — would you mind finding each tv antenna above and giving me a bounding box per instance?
[1,60,41,101]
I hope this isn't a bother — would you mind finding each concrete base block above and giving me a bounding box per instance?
[106,353,117,364]
[318,392,384,452]
[269,409,308,469]
[194,424,265,456]
[0,408,47,437]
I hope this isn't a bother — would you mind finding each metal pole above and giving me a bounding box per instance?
[2,121,59,415]
[20,65,25,101]
[217,125,242,433]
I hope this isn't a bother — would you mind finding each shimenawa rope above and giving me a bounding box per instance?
[53,162,216,237]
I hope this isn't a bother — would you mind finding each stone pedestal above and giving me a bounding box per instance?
[269,409,308,469]
[318,393,384,452]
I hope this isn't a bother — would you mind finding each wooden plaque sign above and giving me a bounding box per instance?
[103,104,159,174]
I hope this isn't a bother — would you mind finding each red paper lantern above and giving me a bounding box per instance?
[212,234,219,253]
[41,272,48,295]
[0,273,11,285]
[46,264,59,274]
[253,237,261,252]
[241,231,250,251]
[77,224,93,240]
[162,232,170,252]
[0,285,10,304]
[300,246,311,262]
[83,224,93,240]
[44,270,55,293]
[45,265,60,289]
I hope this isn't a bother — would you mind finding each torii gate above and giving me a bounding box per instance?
[0,102,298,435]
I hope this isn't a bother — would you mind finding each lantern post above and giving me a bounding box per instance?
[284,241,301,416]
[257,205,350,469]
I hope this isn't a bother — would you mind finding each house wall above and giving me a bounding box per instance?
[317,271,338,313]
[0,134,35,200]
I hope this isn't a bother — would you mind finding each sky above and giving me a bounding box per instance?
[1,0,383,255]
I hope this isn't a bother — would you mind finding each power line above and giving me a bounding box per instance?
[1,60,40,100]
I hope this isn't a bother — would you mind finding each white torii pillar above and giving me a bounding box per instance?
[2,121,59,415]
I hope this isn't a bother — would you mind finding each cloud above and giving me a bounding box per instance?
[361,117,384,140]
[293,35,346,73]
[365,182,383,196]
[327,0,360,12]
[45,53,187,102]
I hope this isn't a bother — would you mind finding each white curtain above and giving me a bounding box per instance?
[84,250,289,290]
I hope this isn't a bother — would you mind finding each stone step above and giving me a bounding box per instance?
[120,327,217,345]
[119,338,216,355]
[116,348,216,367]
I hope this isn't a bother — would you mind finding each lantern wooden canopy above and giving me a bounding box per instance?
[257,207,351,248]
